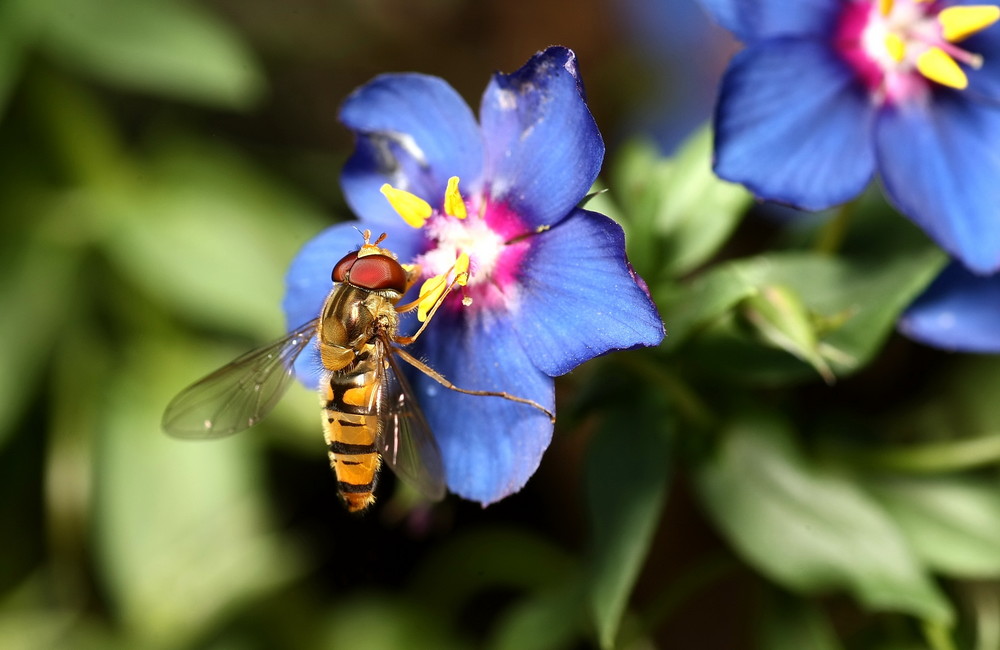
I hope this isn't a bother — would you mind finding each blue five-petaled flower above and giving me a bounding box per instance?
[700,0,1000,275]
[282,47,664,505]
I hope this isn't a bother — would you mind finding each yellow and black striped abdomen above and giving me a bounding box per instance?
[322,362,381,512]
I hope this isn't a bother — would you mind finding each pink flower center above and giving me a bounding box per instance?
[415,198,530,313]
[379,178,531,316]
[836,0,999,104]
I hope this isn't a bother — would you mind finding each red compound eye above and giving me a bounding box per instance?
[344,254,408,293]
[331,251,359,283]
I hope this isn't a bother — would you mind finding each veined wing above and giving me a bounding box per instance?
[162,320,318,439]
[374,336,446,501]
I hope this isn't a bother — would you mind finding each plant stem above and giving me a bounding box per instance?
[862,435,1000,473]
[614,354,717,431]
[814,200,856,256]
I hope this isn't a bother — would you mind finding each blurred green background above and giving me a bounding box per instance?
[6,1,1000,649]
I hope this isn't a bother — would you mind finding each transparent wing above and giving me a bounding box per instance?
[162,320,318,439]
[374,336,447,501]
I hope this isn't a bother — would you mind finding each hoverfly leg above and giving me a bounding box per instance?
[392,347,556,423]
[394,270,469,346]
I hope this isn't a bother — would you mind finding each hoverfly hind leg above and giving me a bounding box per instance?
[392,347,556,423]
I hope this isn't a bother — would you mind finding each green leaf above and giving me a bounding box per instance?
[740,285,834,383]
[0,237,80,448]
[610,129,750,278]
[0,0,37,120]
[844,357,1000,474]
[100,136,327,339]
[657,263,758,344]
[489,578,586,650]
[94,332,304,645]
[408,526,577,618]
[586,406,672,649]
[660,237,946,381]
[651,127,750,276]
[868,475,1000,578]
[896,356,1000,445]
[695,410,953,623]
[321,595,463,650]
[38,0,264,108]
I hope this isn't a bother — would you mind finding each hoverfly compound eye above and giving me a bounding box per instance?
[345,254,408,293]
[331,251,359,283]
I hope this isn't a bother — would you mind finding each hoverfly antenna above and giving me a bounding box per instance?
[357,230,391,258]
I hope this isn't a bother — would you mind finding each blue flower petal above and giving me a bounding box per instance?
[512,209,665,377]
[408,310,555,505]
[875,92,1000,273]
[698,0,841,42]
[899,262,1000,352]
[961,27,1000,104]
[283,222,426,387]
[340,73,484,224]
[713,38,877,209]
[479,47,604,228]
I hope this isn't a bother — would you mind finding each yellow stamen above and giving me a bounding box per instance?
[444,176,467,219]
[885,33,907,62]
[879,0,894,16]
[380,183,432,228]
[916,46,969,89]
[416,275,447,322]
[939,5,1000,42]
[414,253,472,321]
[454,252,470,286]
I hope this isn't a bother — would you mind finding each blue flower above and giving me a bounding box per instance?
[899,262,1000,351]
[700,0,1000,274]
[282,47,665,505]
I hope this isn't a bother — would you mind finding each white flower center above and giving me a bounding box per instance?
[418,214,506,286]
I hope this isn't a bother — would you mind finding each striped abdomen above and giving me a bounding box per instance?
[322,351,381,512]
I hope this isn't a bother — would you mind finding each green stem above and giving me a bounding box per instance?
[814,199,856,256]
[923,620,957,650]
[635,553,740,640]
[613,354,717,431]
[861,435,1000,473]
[971,584,1000,650]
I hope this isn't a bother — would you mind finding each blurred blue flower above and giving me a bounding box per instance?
[283,47,664,505]
[900,262,1000,351]
[700,0,1000,273]
[619,0,738,151]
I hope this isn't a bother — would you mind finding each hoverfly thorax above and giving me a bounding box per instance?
[318,247,412,372]
[317,286,385,371]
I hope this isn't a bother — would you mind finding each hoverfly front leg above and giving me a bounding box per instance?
[393,261,469,346]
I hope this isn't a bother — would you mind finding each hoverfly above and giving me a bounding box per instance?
[162,230,553,512]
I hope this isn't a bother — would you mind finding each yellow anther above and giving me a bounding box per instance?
[885,33,907,63]
[380,183,432,228]
[416,274,447,322]
[879,0,893,16]
[444,176,467,219]
[414,253,472,321]
[454,252,470,286]
[939,5,1000,42]
[916,46,969,89]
